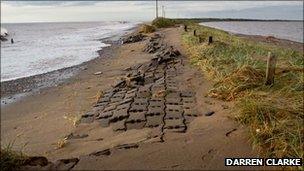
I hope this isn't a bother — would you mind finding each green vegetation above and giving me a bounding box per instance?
[152,17,176,28]
[0,143,27,171]
[139,24,156,33]
[181,23,304,160]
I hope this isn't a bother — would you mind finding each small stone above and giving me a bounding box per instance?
[94,71,102,75]
[205,111,215,116]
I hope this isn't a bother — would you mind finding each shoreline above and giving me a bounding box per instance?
[198,21,304,46]
[237,33,304,52]
[0,29,134,105]
[1,43,116,105]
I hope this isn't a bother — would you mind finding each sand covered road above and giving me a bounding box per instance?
[2,26,261,170]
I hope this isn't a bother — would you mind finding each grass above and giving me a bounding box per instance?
[152,17,176,28]
[139,24,156,33]
[63,114,81,126]
[56,138,68,149]
[0,143,27,171]
[95,90,104,104]
[181,22,304,160]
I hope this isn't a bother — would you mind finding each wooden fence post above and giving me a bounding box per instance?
[208,36,213,44]
[265,52,277,85]
[193,30,196,36]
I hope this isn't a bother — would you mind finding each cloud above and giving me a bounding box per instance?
[1,1,303,23]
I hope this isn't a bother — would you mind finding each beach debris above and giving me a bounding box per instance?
[113,79,127,88]
[0,27,8,41]
[52,158,79,170]
[143,34,162,53]
[123,67,132,71]
[79,33,199,142]
[79,113,94,123]
[24,156,49,166]
[23,88,32,92]
[94,71,102,75]
[0,35,7,41]
[95,138,104,141]
[21,156,79,170]
[65,133,89,140]
[115,143,139,149]
[225,128,237,137]
[205,111,215,116]
[89,149,111,156]
[122,33,145,44]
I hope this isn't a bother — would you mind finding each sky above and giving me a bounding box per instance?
[1,1,303,23]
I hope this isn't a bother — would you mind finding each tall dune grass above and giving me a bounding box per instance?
[182,23,304,160]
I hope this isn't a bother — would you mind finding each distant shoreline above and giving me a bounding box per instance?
[2,18,303,25]
[199,21,304,43]
[173,18,303,22]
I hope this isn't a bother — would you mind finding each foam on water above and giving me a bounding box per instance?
[1,21,138,82]
[1,27,8,36]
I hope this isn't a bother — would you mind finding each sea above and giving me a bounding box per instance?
[200,21,304,43]
[0,21,138,82]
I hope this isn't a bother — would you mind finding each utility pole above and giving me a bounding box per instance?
[156,0,158,18]
[162,5,165,18]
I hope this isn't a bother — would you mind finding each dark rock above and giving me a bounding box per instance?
[225,128,237,137]
[23,88,32,92]
[205,111,215,116]
[24,156,49,166]
[89,149,111,156]
[0,35,8,41]
[123,67,132,71]
[66,133,89,140]
[113,79,126,88]
[80,113,94,123]
[52,158,79,170]
[122,34,145,44]
[115,143,139,149]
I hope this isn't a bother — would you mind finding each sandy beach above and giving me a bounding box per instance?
[1,24,302,170]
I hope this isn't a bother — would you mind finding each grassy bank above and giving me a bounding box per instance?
[0,144,27,171]
[181,22,303,160]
